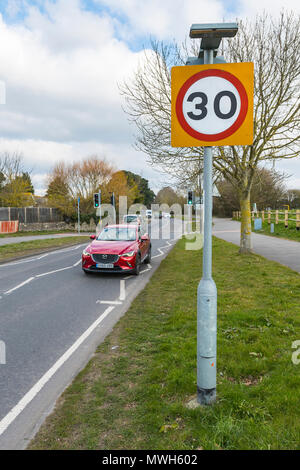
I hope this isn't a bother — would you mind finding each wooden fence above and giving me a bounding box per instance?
[232,209,300,230]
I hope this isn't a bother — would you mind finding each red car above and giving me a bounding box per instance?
[82,224,151,275]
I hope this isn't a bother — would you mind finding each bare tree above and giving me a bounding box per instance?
[0,151,25,182]
[121,11,300,253]
[47,156,115,215]
[0,151,34,207]
[215,167,288,216]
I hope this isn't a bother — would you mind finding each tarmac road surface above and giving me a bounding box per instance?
[0,219,182,449]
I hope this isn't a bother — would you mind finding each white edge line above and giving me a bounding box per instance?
[4,277,35,295]
[97,300,122,305]
[0,305,115,436]
[119,279,126,301]
[140,269,151,274]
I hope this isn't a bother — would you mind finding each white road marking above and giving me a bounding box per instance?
[0,305,115,437]
[0,243,87,268]
[119,280,126,301]
[36,266,73,277]
[140,267,152,275]
[73,259,81,267]
[96,300,122,305]
[4,277,35,295]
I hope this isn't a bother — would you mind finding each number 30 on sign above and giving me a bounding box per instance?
[171,62,254,147]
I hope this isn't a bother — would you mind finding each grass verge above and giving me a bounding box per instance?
[233,217,300,242]
[253,219,300,242]
[29,236,300,450]
[0,236,89,262]
[0,230,77,238]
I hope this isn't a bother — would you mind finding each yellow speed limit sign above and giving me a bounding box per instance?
[171,62,254,147]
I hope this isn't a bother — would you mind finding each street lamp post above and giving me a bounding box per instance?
[189,23,238,405]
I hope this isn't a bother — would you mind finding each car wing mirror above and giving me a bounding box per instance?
[90,234,96,240]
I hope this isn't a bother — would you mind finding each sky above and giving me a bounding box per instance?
[0,0,299,195]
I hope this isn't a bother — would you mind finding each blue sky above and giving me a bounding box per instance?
[0,0,299,194]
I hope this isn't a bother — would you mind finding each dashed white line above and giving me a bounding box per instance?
[119,279,126,301]
[96,300,122,305]
[0,305,115,437]
[4,277,35,295]
[36,266,73,278]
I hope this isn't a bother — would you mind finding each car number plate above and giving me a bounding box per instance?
[96,263,114,269]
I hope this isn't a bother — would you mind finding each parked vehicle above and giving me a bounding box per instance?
[82,224,151,276]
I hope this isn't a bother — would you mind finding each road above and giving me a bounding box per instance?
[0,219,181,449]
[213,218,300,272]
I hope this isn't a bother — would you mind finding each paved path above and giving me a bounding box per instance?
[0,233,88,246]
[213,218,300,273]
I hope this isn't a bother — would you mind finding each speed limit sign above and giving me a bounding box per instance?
[171,62,253,147]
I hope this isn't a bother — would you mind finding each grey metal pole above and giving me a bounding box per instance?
[197,48,217,405]
[78,197,80,235]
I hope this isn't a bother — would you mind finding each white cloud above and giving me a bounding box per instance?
[0,136,167,194]
[238,0,300,19]
[97,0,227,41]
[0,0,153,192]
[0,0,299,196]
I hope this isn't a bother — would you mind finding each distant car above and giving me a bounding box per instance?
[146,209,152,219]
[82,224,151,276]
[123,214,141,224]
[163,212,171,219]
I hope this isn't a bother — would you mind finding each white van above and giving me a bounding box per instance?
[123,214,141,225]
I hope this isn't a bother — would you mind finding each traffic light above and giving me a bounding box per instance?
[93,191,101,208]
[187,190,193,205]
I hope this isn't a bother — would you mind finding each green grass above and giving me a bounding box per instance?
[29,237,300,450]
[233,217,300,242]
[0,229,76,238]
[252,219,300,242]
[0,236,89,262]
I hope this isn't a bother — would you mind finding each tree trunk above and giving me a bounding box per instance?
[239,193,252,253]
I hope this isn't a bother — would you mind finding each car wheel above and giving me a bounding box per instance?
[134,254,141,275]
[144,245,151,263]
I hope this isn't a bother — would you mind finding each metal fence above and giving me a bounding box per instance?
[0,207,63,223]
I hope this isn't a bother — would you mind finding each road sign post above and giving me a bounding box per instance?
[196,48,217,404]
[171,23,253,405]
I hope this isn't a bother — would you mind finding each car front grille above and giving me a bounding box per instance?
[92,253,119,264]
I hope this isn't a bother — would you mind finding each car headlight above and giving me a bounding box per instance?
[82,249,91,256]
[121,251,135,258]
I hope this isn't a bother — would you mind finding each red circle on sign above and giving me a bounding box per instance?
[176,69,248,141]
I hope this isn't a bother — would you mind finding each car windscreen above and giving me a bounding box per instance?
[97,227,137,241]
